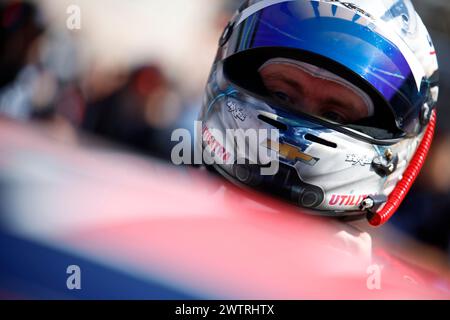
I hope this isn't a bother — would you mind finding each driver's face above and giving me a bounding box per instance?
[259,63,369,124]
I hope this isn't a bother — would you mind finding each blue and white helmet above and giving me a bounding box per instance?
[199,0,439,225]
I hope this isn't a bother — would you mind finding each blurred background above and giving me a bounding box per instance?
[0,0,448,298]
[0,0,242,159]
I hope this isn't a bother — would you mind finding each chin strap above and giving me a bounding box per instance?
[368,110,437,227]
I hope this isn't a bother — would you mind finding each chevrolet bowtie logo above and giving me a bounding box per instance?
[263,140,319,166]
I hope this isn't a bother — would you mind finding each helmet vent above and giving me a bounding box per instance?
[305,134,337,149]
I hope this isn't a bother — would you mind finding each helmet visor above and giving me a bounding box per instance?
[223,0,430,137]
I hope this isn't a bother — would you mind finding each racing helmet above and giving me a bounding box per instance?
[199,0,439,226]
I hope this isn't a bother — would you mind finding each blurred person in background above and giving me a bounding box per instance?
[0,0,84,142]
[82,64,183,159]
[80,0,243,160]
[0,0,46,119]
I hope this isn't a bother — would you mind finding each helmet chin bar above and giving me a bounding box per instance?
[366,110,437,227]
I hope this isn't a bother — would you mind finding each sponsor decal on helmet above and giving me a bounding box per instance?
[264,139,319,166]
[202,126,232,163]
[227,99,248,122]
[345,154,372,166]
[329,194,369,206]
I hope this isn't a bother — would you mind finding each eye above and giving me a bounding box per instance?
[273,91,292,104]
[321,110,345,123]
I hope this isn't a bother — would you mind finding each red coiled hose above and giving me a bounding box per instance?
[369,110,437,226]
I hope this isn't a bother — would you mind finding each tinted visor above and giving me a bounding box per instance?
[223,0,430,137]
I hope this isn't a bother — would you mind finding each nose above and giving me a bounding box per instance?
[296,95,322,117]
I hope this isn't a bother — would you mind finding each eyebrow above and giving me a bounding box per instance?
[263,73,305,95]
[264,72,359,110]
